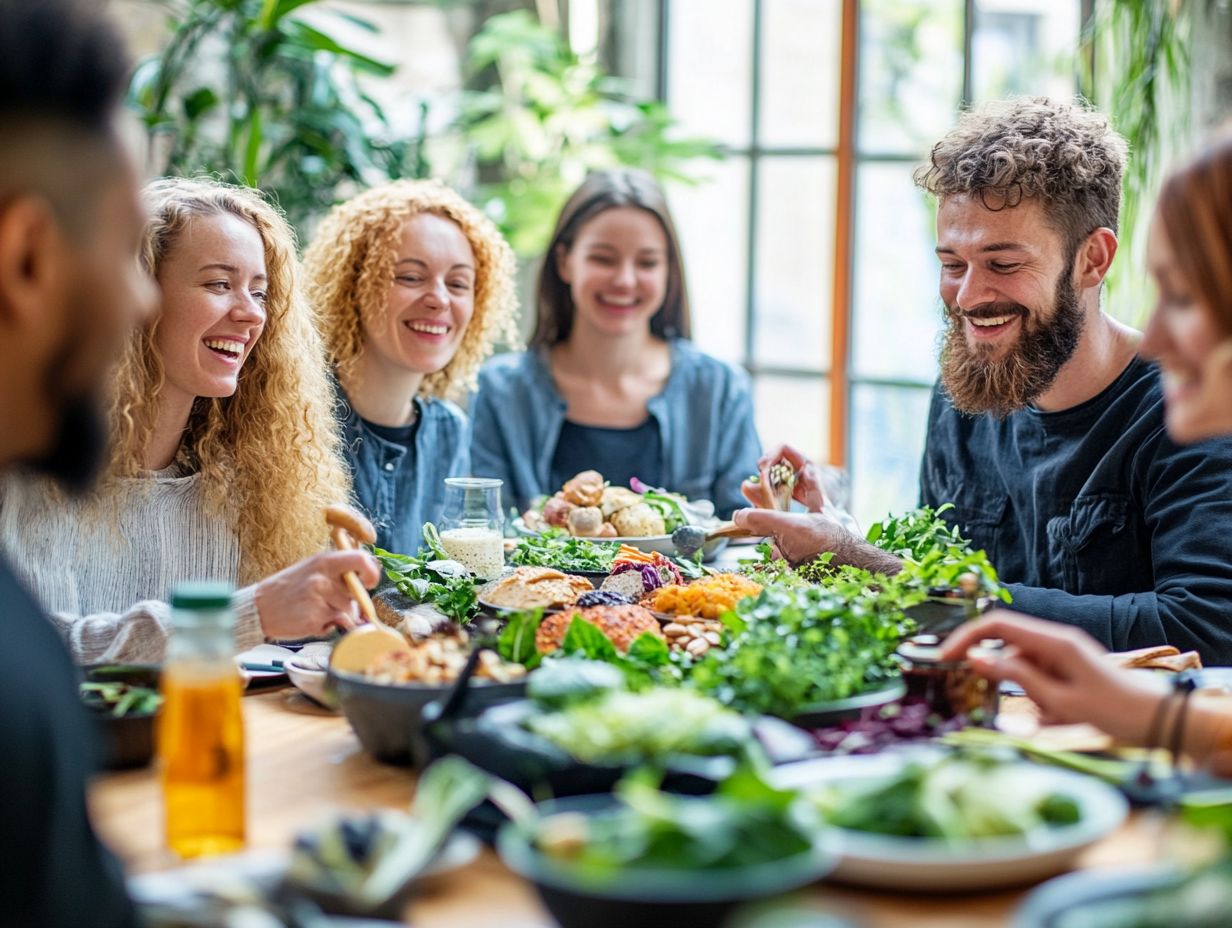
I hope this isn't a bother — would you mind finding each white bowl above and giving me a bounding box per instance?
[771,752,1129,892]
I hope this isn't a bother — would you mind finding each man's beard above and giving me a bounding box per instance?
[24,333,109,496]
[939,271,1086,418]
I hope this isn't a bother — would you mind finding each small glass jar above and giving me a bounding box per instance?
[438,476,505,579]
[896,635,999,725]
[158,582,245,858]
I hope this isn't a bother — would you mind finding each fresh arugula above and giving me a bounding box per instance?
[865,505,1011,603]
[689,583,913,717]
[373,544,479,625]
[510,529,617,572]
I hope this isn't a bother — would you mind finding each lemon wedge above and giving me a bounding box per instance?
[329,624,411,674]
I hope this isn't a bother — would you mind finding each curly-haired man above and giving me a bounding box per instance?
[736,98,1232,664]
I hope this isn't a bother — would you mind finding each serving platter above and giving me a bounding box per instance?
[511,518,727,560]
[1012,865,1182,928]
[770,752,1129,891]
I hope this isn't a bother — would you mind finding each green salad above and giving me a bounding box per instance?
[80,681,162,717]
[525,685,753,765]
[510,529,618,572]
[812,753,1081,840]
[531,766,820,873]
[689,583,912,718]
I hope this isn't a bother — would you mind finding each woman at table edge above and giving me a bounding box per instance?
[0,178,379,664]
[469,167,761,519]
[937,132,1232,774]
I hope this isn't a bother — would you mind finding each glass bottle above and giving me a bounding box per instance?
[158,582,245,858]
[438,476,505,579]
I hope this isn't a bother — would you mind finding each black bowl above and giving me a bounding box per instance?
[426,699,816,799]
[785,678,907,729]
[329,669,525,767]
[497,795,833,928]
[81,664,161,770]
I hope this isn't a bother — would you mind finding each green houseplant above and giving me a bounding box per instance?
[128,0,423,232]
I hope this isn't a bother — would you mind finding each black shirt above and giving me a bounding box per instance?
[0,554,133,926]
[920,357,1232,663]
[550,418,664,492]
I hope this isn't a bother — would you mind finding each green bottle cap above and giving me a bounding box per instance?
[170,581,234,610]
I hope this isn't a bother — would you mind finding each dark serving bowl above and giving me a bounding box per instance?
[81,664,161,770]
[784,678,907,729]
[426,698,816,799]
[329,669,525,767]
[497,794,832,928]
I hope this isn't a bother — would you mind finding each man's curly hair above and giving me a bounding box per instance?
[304,179,520,404]
[914,97,1128,260]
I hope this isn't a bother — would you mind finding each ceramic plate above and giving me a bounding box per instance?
[129,832,481,908]
[1012,865,1182,928]
[511,518,728,560]
[770,752,1129,892]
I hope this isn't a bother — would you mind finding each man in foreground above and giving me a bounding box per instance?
[736,98,1232,663]
[0,0,157,922]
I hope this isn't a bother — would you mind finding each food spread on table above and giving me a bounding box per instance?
[124,503,1220,927]
[480,565,594,611]
[521,470,700,538]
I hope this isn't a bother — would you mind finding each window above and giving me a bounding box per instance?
[662,0,1083,524]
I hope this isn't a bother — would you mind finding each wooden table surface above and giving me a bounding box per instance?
[89,686,1168,928]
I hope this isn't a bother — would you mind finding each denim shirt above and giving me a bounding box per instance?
[469,339,762,518]
[919,357,1232,664]
[338,388,470,556]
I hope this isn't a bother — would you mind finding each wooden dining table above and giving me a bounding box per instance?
[90,684,1169,928]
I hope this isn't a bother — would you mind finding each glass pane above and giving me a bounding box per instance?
[753,157,835,372]
[669,159,750,365]
[972,0,1081,102]
[759,0,842,148]
[849,384,932,527]
[754,375,829,466]
[667,0,754,148]
[858,0,964,155]
[852,162,944,382]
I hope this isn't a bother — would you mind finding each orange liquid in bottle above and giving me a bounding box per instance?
[158,666,245,857]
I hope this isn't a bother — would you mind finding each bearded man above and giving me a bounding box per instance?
[735,98,1232,663]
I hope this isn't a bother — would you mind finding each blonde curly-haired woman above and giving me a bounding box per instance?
[0,178,379,664]
[304,179,519,554]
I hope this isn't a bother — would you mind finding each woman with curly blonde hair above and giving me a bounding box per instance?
[0,177,379,663]
[304,179,518,554]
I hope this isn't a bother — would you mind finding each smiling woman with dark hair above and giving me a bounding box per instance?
[470,168,762,518]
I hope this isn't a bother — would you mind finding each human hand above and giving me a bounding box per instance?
[938,611,1167,744]
[732,508,902,574]
[746,444,826,512]
[254,550,381,641]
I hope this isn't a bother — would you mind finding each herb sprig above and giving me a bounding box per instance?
[373,536,479,625]
[865,505,1011,602]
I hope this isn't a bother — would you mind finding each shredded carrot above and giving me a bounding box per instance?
[615,544,655,563]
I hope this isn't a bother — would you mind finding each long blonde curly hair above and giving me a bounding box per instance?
[303,179,520,403]
[106,177,350,584]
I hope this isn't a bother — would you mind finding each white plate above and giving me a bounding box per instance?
[130,832,481,908]
[771,752,1128,892]
[511,518,727,559]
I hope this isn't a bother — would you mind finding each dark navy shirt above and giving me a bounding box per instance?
[549,418,664,493]
[920,357,1232,663]
[0,555,134,927]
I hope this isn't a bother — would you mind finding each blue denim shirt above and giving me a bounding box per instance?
[470,339,762,518]
[920,357,1232,664]
[338,388,470,556]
